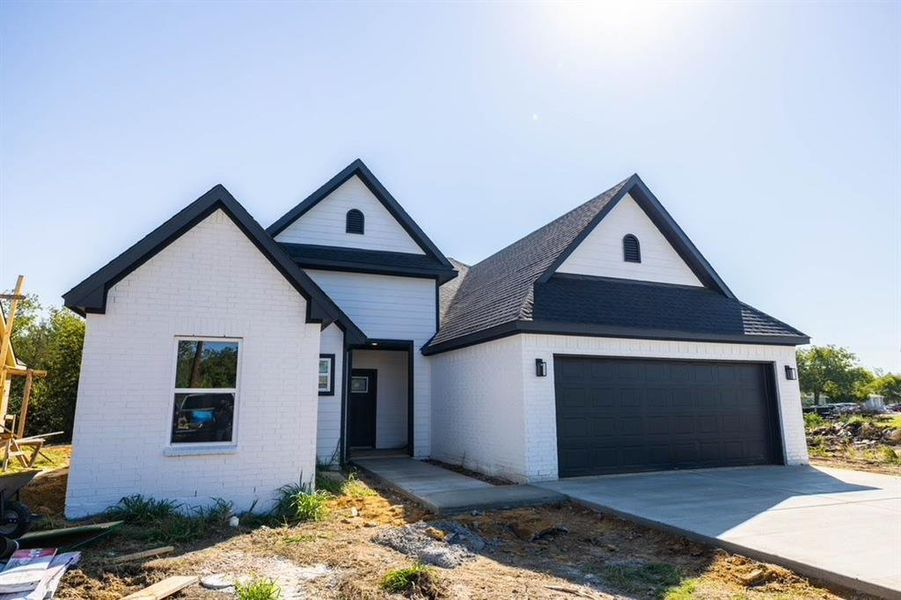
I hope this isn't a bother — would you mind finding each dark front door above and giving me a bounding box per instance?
[554,357,782,477]
[349,369,377,448]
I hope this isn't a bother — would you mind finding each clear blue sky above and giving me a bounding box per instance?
[1,2,898,372]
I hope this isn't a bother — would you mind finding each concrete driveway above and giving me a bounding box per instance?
[536,465,901,599]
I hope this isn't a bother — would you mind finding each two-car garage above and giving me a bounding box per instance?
[554,357,784,478]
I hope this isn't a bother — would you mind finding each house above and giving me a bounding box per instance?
[62,160,810,518]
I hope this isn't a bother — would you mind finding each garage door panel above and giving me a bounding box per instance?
[555,357,782,477]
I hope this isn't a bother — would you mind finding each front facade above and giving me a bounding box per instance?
[63,161,809,518]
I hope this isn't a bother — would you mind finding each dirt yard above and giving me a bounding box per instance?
[16,453,871,600]
[806,413,901,476]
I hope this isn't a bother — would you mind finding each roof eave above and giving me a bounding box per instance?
[423,319,810,355]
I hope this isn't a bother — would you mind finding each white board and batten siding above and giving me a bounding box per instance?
[317,324,344,465]
[66,210,322,518]
[557,193,703,287]
[275,175,425,254]
[431,333,808,483]
[305,269,435,457]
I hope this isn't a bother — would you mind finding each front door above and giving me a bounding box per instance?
[349,369,377,448]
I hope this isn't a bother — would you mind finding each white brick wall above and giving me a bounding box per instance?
[316,324,344,465]
[305,270,435,457]
[557,193,704,287]
[432,333,808,483]
[66,210,321,518]
[430,336,529,482]
[274,175,425,254]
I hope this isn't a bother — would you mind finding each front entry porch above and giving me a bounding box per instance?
[344,342,413,460]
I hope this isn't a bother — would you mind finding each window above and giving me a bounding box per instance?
[350,376,369,393]
[171,339,238,444]
[623,234,641,263]
[319,354,335,396]
[346,209,364,234]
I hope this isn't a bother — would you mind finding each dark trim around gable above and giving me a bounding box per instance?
[62,184,368,346]
[421,320,809,356]
[267,159,455,272]
[280,243,457,284]
[537,174,736,299]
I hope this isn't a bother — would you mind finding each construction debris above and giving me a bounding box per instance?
[18,521,122,551]
[109,546,174,565]
[120,575,198,600]
[0,549,80,599]
[373,521,481,568]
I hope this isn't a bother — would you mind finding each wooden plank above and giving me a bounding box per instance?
[121,576,198,600]
[109,546,174,565]
[16,371,32,438]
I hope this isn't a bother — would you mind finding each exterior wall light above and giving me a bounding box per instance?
[536,358,547,377]
[785,365,797,380]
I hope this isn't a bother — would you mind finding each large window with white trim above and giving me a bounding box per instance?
[171,339,239,444]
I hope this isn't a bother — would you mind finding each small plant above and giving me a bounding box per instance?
[845,415,866,429]
[315,470,344,495]
[194,497,234,523]
[880,446,899,464]
[381,564,442,598]
[803,413,825,430]
[275,483,329,522]
[235,577,282,600]
[106,495,181,524]
[341,472,376,498]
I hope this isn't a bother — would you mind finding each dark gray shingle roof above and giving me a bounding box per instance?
[427,175,808,353]
[533,276,807,339]
[431,178,630,347]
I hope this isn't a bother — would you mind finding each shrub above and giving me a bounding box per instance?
[803,413,825,430]
[880,446,899,464]
[845,415,866,428]
[381,564,442,598]
[315,471,344,495]
[275,484,329,523]
[235,578,282,600]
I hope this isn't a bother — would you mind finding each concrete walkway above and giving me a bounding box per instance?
[535,465,901,599]
[352,457,565,515]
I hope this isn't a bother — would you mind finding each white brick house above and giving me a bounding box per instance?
[63,160,810,517]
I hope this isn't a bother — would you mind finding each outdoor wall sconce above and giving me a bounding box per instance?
[536,358,547,377]
[785,365,797,380]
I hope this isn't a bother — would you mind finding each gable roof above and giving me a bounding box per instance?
[425,175,808,354]
[63,184,367,345]
[267,159,455,271]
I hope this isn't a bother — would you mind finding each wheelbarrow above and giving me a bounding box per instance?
[0,470,38,541]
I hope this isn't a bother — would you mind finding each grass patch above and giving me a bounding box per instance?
[105,495,234,544]
[4,445,70,475]
[664,578,698,600]
[342,472,376,498]
[235,578,282,600]
[381,564,443,598]
[315,471,344,495]
[275,484,329,523]
[600,563,683,596]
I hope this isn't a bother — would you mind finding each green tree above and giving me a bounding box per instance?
[796,345,874,404]
[5,295,85,439]
[862,374,901,403]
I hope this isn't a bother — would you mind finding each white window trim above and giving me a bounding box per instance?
[165,336,242,455]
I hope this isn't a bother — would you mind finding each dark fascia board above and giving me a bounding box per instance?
[281,243,458,284]
[62,184,368,346]
[537,174,736,299]
[421,319,809,356]
[266,159,455,271]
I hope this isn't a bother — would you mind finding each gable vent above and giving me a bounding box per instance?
[623,234,641,263]
[346,209,364,234]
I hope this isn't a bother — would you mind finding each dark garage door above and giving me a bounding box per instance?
[554,357,782,477]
